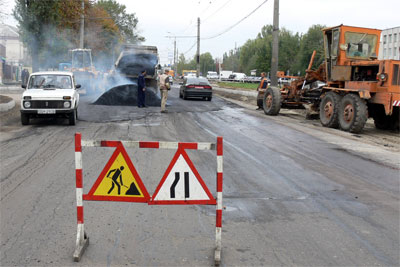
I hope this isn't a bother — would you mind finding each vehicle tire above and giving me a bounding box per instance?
[69,109,77,125]
[183,92,188,100]
[21,113,29,125]
[179,91,183,98]
[207,96,212,101]
[338,94,368,133]
[319,91,341,128]
[263,87,281,115]
[373,106,399,130]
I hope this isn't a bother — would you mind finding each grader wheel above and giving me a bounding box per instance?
[319,92,341,128]
[263,87,281,115]
[338,94,368,133]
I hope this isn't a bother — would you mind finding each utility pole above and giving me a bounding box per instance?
[176,48,179,74]
[270,0,279,86]
[173,37,176,73]
[79,0,84,48]
[196,17,200,77]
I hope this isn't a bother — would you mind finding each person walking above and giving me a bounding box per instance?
[256,72,269,110]
[159,69,170,113]
[138,70,147,108]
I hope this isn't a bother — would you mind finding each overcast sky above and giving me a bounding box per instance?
[2,0,399,65]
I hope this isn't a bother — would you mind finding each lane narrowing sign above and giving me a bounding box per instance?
[151,147,216,204]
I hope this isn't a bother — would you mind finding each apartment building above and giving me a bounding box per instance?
[378,26,400,60]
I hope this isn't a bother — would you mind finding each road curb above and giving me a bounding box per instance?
[0,95,16,112]
[213,87,258,97]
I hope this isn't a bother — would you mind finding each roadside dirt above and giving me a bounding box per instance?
[214,88,400,154]
[0,94,22,138]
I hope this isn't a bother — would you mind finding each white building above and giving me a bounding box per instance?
[379,26,400,60]
[0,23,27,64]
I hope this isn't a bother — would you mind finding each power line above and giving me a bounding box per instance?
[202,0,233,23]
[202,0,269,40]
[183,41,197,56]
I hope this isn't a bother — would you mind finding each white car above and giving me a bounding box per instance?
[206,71,219,80]
[20,71,80,125]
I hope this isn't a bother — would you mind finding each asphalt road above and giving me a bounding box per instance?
[1,84,399,266]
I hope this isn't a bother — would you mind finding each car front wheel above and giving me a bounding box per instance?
[21,113,29,125]
[69,109,77,125]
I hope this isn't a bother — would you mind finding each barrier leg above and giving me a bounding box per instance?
[73,133,89,262]
[215,136,223,266]
[73,223,89,262]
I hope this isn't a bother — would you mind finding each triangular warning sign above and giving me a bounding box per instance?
[84,144,150,202]
[151,148,216,205]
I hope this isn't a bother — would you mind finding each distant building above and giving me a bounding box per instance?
[379,26,400,60]
[0,23,30,83]
[0,23,28,64]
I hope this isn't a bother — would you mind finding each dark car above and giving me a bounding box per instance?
[179,76,212,101]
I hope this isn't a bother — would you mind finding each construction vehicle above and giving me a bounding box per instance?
[263,25,400,133]
[109,45,160,90]
[70,48,102,94]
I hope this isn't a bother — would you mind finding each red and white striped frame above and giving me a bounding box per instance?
[73,133,223,265]
[393,100,400,107]
[73,133,88,262]
[215,136,223,265]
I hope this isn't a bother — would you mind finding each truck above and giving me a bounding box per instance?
[262,25,400,133]
[219,70,233,81]
[110,45,160,89]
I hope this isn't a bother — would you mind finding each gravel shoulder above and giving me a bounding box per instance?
[213,85,400,167]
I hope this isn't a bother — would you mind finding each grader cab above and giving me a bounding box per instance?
[321,25,399,132]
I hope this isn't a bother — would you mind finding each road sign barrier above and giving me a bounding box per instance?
[73,133,223,265]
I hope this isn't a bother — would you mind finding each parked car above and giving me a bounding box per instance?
[179,76,212,101]
[206,71,219,80]
[20,71,80,125]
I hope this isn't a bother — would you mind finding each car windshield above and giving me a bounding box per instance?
[28,75,73,89]
[344,32,378,59]
[186,77,210,85]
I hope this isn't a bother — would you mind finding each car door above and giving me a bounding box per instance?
[180,78,187,94]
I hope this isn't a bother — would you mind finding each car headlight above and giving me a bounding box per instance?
[64,101,71,108]
[24,101,31,108]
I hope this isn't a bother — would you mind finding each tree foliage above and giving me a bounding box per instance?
[96,0,144,43]
[176,52,216,76]
[13,0,143,71]
[223,24,325,77]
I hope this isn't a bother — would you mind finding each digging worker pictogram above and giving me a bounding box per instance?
[107,166,125,195]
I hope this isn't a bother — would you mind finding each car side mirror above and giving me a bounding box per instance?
[21,84,26,89]
[75,84,81,89]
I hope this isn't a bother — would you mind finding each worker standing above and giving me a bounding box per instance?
[159,69,170,113]
[256,72,268,110]
[138,70,147,108]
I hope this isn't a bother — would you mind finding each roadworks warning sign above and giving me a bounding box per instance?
[84,144,150,202]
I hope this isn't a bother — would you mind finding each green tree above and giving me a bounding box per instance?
[200,52,215,75]
[279,29,301,75]
[13,0,61,71]
[295,24,325,75]
[96,0,144,43]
